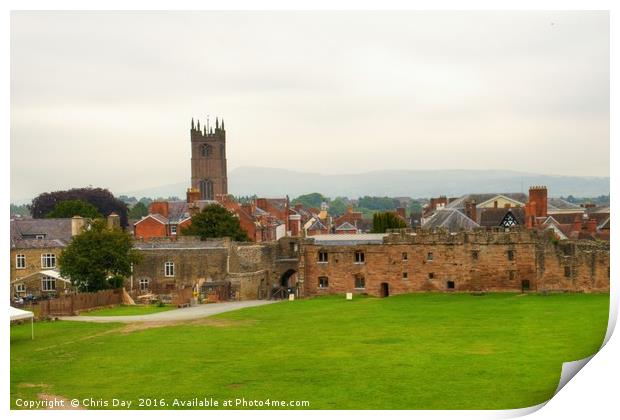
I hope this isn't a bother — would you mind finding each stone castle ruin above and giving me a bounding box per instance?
[130,227,609,300]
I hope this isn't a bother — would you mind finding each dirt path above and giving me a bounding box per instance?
[59,300,277,323]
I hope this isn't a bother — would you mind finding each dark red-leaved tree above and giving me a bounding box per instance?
[31,187,129,227]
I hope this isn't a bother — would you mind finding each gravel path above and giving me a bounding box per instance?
[59,300,277,323]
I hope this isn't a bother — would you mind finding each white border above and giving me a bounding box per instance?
[2,2,616,420]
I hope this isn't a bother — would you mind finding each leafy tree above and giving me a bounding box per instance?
[371,211,407,233]
[45,199,103,219]
[129,201,149,219]
[408,200,422,213]
[58,220,142,292]
[118,195,138,205]
[236,194,257,204]
[181,204,249,241]
[328,197,349,216]
[358,196,400,211]
[292,192,328,209]
[10,203,31,217]
[31,187,129,227]
[138,197,153,207]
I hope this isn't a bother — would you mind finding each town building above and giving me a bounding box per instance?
[133,189,219,240]
[9,216,88,298]
[422,186,610,240]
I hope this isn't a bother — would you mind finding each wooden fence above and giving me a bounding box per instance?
[171,287,194,306]
[38,288,124,317]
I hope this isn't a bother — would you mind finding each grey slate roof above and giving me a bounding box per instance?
[422,209,480,231]
[308,218,327,231]
[478,207,526,227]
[141,200,220,225]
[10,218,73,248]
[547,198,581,211]
[12,239,68,249]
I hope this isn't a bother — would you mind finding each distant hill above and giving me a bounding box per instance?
[119,167,610,199]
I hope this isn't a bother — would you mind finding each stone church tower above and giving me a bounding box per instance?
[190,117,228,200]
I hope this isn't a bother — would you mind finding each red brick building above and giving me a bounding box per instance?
[134,189,218,240]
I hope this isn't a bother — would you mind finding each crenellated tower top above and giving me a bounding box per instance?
[191,116,226,142]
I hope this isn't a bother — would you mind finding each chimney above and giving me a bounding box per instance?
[295,203,303,211]
[464,200,477,222]
[107,212,121,230]
[256,198,267,210]
[149,201,169,218]
[528,186,548,218]
[493,200,498,209]
[586,218,598,233]
[396,207,406,219]
[71,216,85,236]
[525,201,537,228]
[572,215,582,233]
[429,196,448,212]
[186,188,201,204]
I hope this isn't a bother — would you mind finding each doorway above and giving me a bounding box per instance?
[380,282,389,298]
[521,280,530,293]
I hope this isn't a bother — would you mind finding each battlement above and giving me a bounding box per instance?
[190,117,226,142]
[382,226,545,245]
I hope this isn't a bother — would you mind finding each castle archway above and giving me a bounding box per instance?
[280,269,297,288]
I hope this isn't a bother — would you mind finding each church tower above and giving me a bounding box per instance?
[190,117,228,200]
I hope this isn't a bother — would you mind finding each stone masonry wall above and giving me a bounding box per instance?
[300,229,609,297]
[130,247,228,294]
[130,229,608,300]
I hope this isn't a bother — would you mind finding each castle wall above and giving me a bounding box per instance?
[299,229,609,297]
[130,229,609,301]
[131,237,300,300]
[130,240,229,294]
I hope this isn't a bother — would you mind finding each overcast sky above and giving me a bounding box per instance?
[11,11,609,202]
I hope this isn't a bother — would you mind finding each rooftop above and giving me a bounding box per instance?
[10,218,74,248]
[311,233,387,246]
[422,209,480,232]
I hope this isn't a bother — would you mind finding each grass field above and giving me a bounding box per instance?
[10,293,609,410]
[78,304,175,316]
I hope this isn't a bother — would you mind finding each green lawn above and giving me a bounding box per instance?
[11,293,609,410]
[78,304,175,316]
